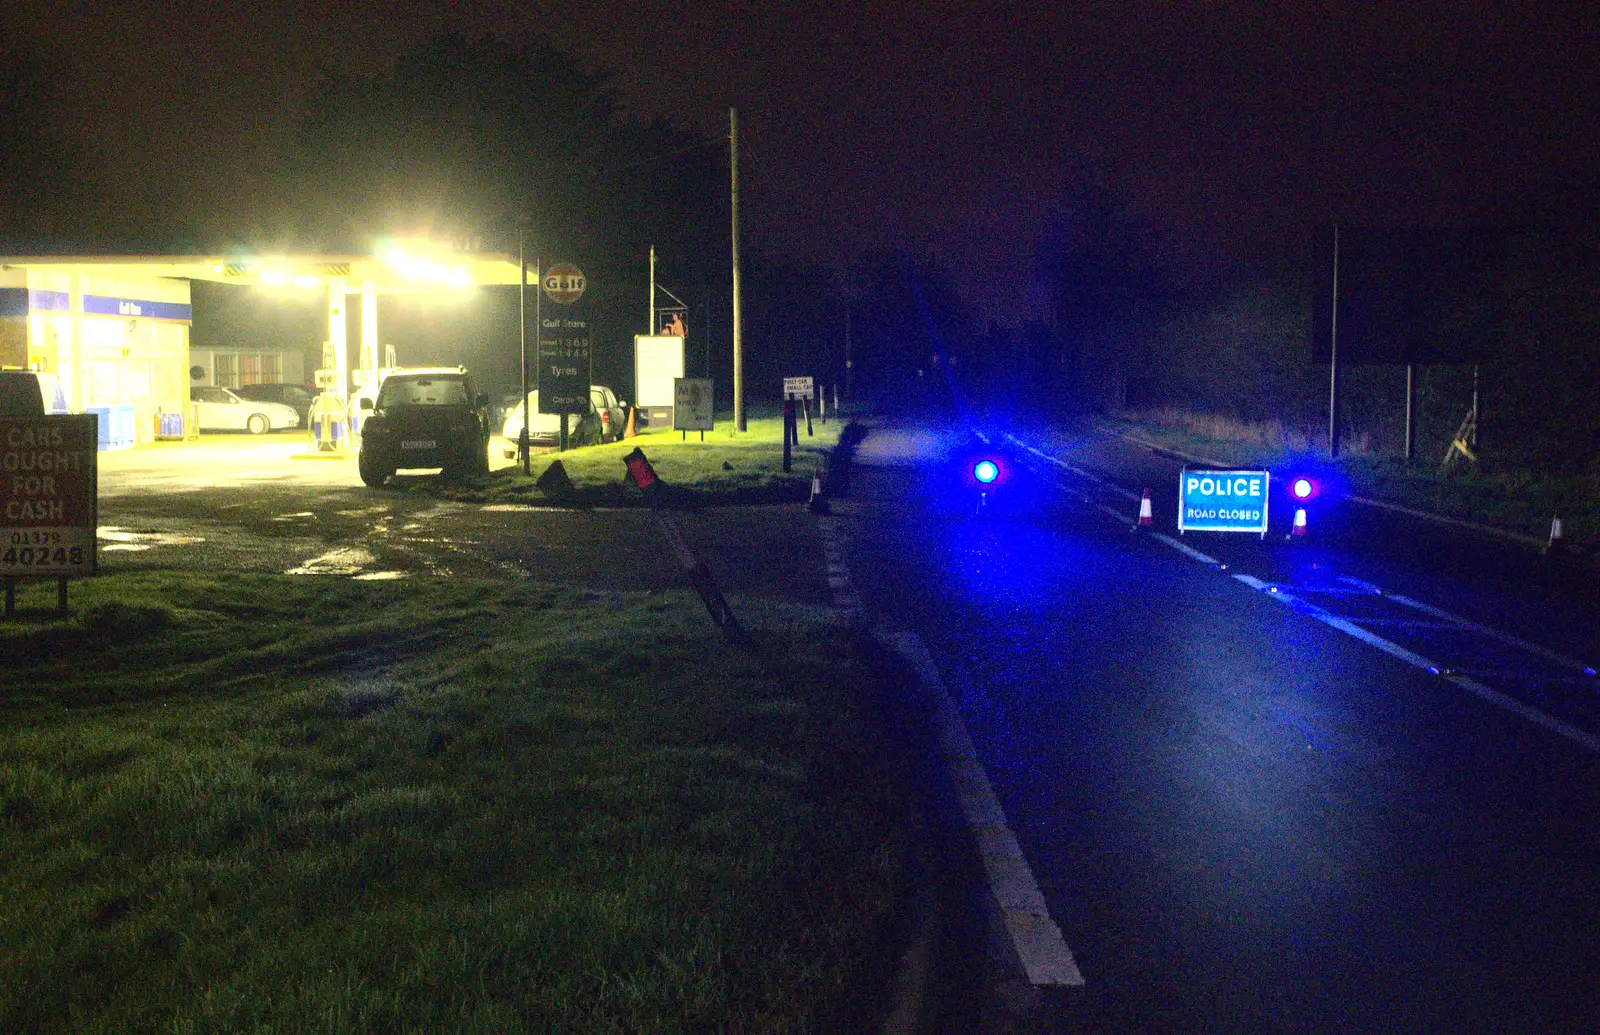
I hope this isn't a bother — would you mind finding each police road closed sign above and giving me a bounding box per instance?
[1178,469,1269,535]
[2,415,97,576]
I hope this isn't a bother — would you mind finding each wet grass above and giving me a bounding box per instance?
[409,413,844,508]
[0,571,911,1034]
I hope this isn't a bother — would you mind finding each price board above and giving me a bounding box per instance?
[538,261,592,414]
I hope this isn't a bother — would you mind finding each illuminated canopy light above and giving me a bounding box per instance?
[1291,477,1316,500]
[378,241,475,289]
[973,459,1000,484]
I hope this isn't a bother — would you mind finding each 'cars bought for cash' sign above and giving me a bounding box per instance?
[2,415,97,576]
[1177,469,1270,537]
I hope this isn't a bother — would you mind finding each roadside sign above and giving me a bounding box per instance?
[2,415,97,577]
[673,378,714,431]
[538,262,591,414]
[1177,469,1270,536]
[783,376,814,400]
[635,335,685,428]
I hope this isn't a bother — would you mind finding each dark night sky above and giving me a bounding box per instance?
[5,1,1597,324]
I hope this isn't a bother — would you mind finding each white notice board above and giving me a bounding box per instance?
[634,335,685,408]
[674,378,715,431]
[782,376,815,400]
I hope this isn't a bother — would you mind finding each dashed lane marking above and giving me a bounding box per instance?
[1012,437,1600,757]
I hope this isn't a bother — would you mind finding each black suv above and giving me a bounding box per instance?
[357,368,492,486]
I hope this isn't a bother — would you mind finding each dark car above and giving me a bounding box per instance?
[234,382,318,422]
[0,370,70,416]
[357,367,491,486]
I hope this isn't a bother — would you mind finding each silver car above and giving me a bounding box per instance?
[501,385,625,456]
[191,386,301,434]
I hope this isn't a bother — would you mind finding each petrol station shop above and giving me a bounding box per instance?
[0,247,525,445]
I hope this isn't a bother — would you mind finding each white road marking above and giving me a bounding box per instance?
[813,504,1084,987]
[1233,574,1600,755]
[882,630,1086,988]
[1024,438,1600,757]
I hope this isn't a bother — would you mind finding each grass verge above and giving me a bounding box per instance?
[403,414,843,507]
[0,571,910,1034]
[1095,409,1599,549]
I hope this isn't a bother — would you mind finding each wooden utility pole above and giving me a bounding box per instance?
[731,107,746,432]
[1328,225,1342,458]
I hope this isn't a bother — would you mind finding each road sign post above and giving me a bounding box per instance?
[673,378,714,440]
[1176,469,1270,538]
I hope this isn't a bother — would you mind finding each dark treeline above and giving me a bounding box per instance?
[844,168,1600,472]
[4,29,1597,452]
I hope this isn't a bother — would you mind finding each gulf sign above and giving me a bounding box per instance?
[1178,469,1269,536]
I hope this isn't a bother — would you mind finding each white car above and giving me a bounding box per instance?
[501,385,625,456]
[191,386,301,434]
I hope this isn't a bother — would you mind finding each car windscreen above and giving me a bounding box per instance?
[377,377,469,407]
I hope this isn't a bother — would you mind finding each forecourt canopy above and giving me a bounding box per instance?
[0,246,527,444]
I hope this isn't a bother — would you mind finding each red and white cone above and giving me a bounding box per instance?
[1133,489,1154,532]
[809,469,830,514]
[1545,513,1567,555]
[1287,507,1309,540]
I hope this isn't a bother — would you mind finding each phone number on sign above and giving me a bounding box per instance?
[2,544,87,568]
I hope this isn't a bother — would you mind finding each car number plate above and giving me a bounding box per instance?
[401,440,437,450]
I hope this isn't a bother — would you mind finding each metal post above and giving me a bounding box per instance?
[1328,225,1341,458]
[731,107,746,432]
[1404,363,1416,460]
[534,254,542,457]
[649,245,656,335]
[519,219,531,475]
[782,396,793,472]
[843,301,852,403]
[1470,364,1480,450]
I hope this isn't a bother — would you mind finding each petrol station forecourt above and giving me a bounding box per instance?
[0,245,528,451]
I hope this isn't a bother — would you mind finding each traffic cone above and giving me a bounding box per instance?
[1545,513,1567,555]
[809,469,830,514]
[1132,489,1154,532]
[623,404,637,439]
[1287,507,1309,540]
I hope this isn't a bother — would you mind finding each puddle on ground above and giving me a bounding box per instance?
[98,526,206,552]
[285,547,377,576]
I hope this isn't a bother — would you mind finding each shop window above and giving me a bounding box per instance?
[261,354,282,382]
[215,354,237,388]
[89,361,120,404]
[241,354,260,385]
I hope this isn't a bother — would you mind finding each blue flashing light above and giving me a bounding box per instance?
[1291,477,1316,500]
[973,459,1000,484]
